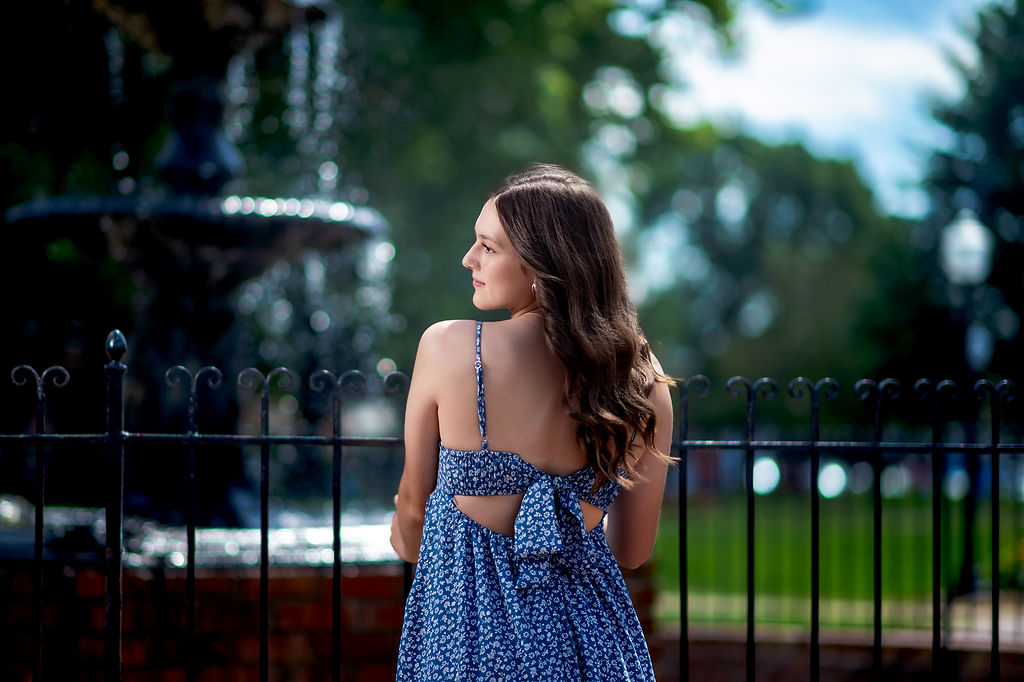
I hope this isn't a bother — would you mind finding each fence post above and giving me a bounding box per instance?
[677,375,709,682]
[728,376,777,682]
[976,379,1015,681]
[166,364,223,682]
[12,363,69,682]
[239,366,296,682]
[31,373,46,682]
[104,330,127,682]
[857,378,901,676]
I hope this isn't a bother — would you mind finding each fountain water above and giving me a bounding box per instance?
[2,0,398,526]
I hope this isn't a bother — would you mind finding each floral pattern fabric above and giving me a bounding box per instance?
[396,322,656,681]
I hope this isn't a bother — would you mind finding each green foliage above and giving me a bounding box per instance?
[1,0,747,512]
[0,3,664,349]
[623,123,913,430]
[1,0,934,426]
[2,0,975,500]
[917,0,1024,384]
[331,0,674,360]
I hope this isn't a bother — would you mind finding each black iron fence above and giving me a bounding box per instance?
[674,376,1022,682]
[2,331,1021,681]
[3,330,409,682]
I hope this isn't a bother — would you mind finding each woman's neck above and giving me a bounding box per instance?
[510,305,542,320]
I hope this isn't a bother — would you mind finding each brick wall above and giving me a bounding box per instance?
[8,559,1020,680]
[1,560,653,681]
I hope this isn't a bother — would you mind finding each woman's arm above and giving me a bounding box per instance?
[605,355,674,569]
[390,322,447,562]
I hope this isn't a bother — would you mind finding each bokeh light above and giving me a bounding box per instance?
[752,456,780,495]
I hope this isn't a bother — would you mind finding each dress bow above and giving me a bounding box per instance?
[513,475,588,589]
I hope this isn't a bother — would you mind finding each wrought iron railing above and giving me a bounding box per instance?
[1,330,1020,681]
[3,330,408,682]
[675,375,1020,682]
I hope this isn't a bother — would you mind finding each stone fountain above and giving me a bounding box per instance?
[2,0,397,526]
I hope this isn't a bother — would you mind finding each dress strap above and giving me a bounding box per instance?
[474,321,488,450]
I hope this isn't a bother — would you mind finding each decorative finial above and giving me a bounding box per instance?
[106,330,127,363]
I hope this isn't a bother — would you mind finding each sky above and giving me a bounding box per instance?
[659,0,994,218]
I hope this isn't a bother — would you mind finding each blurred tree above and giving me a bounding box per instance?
[914,0,1024,596]
[620,123,911,432]
[916,0,1024,388]
[329,0,741,362]
[0,0,923,446]
[0,0,742,372]
[0,0,749,516]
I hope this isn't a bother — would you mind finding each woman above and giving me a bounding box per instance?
[391,163,674,681]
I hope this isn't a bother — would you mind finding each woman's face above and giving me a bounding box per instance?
[461,198,535,314]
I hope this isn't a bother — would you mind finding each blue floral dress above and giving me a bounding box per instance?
[396,321,656,681]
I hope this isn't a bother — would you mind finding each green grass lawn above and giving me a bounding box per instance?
[651,493,1024,628]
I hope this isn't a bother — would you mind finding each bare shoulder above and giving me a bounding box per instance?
[479,316,548,351]
[649,350,666,375]
[648,350,674,389]
[647,350,673,418]
[409,320,477,405]
[417,319,477,362]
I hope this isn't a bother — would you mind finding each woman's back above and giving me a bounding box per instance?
[437,316,585,475]
[434,317,605,536]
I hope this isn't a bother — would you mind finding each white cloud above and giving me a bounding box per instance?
[656,1,988,217]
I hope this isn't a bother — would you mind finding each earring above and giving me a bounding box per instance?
[531,282,537,294]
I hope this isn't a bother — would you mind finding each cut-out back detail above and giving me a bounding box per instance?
[454,493,605,537]
[438,321,619,588]
[397,320,655,680]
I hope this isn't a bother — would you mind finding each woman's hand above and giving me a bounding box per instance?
[389,508,406,561]
[391,493,415,557]
[390,494,416,563]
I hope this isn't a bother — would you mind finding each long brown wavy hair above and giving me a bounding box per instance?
[493,163,674,489]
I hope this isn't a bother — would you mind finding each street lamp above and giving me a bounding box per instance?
[939,208,996,371]
[938,207,996,598]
